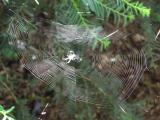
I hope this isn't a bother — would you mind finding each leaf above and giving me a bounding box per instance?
[6,107,15,114]
[102,38,111,48]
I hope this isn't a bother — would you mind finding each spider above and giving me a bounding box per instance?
[63,50,82,63]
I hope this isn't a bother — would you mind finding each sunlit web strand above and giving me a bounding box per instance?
[113,51,145,100]
[94,50,147,100]
[121,51,147,100]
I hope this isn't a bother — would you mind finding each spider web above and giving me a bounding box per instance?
[7,15,147,105]
[95,50,147,101]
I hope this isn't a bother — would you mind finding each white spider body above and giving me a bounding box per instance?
[63,51,82,63]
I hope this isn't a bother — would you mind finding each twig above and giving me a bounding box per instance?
[38,103,49,120]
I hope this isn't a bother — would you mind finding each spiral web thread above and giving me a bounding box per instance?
[7,16,89,102]
[95,50,147,101]
[7,15,147,104]
[8,18,78,99]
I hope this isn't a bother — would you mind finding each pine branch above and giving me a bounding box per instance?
[122,0,150,17]
[81,0,150,25]
[67,0,88,25]
[82,0,135,25]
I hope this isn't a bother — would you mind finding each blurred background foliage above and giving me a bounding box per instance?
[0,0,160,120]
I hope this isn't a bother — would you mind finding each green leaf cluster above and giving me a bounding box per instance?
[122,0,150,17]
[0,105,15,120]
[92,37,111,51]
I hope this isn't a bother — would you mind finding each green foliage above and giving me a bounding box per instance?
[121,0,150,17]
[0,105,15,120]
[82,0,135,25]
[92,37,111,51]
[67,0,88,25]
[57,0,150,26]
